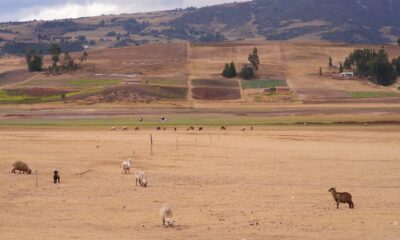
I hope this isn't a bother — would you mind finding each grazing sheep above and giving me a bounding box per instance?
[163,127,166,131]
[135,170,148,187]
[11,161,32,174]
[139,117,143,122]
[189,126,195,130]
[250,126,254,131]
[160,204,174,227]
[135,127,140,131]
[53,170,60,183]
[122,126,128,131]
[174,127,177,131]
[199,127,203,131]
[221,126,226,130]
[110,127,116,131]
[329,187,354,209]
[241,127,246,131]
[122,158,132,174]
[159,117,167,123]
[157,127,161,131]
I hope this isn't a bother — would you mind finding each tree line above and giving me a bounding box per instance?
[26,43,88,74]
[222,47,260,80]
[339,48,400,86]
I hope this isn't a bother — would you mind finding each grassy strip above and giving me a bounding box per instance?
[350,91,400,98]
[0,114,398,127]
[242,79,287,89]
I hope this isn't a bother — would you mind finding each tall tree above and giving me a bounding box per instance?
[339,62,344,73]
[25,48,43,72]
[248,47,260,70]
[49,43,61,66]
[392,57,400,76]
[369,49,397,86]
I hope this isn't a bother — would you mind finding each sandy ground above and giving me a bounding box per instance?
[1,127,400,239]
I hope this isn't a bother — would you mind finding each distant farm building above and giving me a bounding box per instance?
[339,72,354,79]
[264,87,291,94]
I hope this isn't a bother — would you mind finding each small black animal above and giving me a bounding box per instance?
[221,126,226,130]
[329,187,354,209]
[53,171,60,184]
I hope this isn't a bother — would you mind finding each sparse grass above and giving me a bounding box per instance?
[0,113,398,127]
[192,79,239,88]
[21,78,122,88]
[242,79,287,89]
[0,90,61,104]
[350,91,400,98]
[67,79,122,87]
[142,77,187,86]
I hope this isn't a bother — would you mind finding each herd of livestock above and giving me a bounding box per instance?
[9,121,355,228]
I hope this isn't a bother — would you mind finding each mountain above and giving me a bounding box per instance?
[0,0,399,54]
[171,0,400,43]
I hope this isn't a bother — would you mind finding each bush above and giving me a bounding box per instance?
[240,65,255,80]
[25,49,43,72]
[222,61,237,78]
[392,57,400,76]
[369,49,397,86]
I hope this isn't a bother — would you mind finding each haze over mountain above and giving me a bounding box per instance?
[1,0,399,55]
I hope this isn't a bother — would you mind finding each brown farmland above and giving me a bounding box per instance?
[1,127,399,239]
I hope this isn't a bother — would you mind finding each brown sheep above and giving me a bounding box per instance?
[220,126,226,130]
[53,170,60,183]
[329,187,354,209]
[122,126,128,131]
[199,127,203,131]
[135,127,140,131]
[156,127,161,131]
[11,161,32,174]
[189,126,195,130]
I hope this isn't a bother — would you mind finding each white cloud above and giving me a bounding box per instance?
[20,3,126,21]
[10,0,249,22]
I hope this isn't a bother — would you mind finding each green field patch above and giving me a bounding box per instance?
[0,88,64,104]
[242,79,287,89]
[21,78,122,89]
[192,79,239,88]
[1,114,399,128]
[350,91,400,98]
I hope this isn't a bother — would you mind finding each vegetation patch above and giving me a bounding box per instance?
[349,91,400,98]
[0,88,67,104]
[142,77,187,86]
[67,79,122,88]
[21,78,122,89]
[242,79,287,89]
[192,79,239,88]
[91,85,188,102]
[192,87,241,100]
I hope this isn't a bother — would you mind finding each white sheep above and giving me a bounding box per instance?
[122,158,132,174]
[135,170,148,187]
[160,204,174,227]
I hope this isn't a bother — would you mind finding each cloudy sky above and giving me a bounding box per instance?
[0,0,248,22]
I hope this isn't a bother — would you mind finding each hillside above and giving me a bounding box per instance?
[1,0,400,55]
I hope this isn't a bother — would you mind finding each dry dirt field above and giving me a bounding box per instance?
[1,127,399,240]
